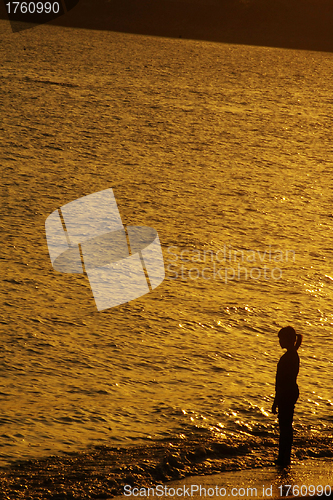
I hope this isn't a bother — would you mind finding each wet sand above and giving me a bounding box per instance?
[0,440,253,499]
[0,438,264,500]
[152,463,333,500]
[1,446,332,500]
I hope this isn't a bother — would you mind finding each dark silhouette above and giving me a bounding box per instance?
[272,326,302,467]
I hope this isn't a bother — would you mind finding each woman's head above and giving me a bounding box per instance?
[278,326,297,349]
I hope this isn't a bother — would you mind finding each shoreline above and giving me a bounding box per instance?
[0,439,267,499]
[1,0,333,53]
[1,440,332,499]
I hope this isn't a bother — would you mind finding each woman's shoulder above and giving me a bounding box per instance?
[279,348,299,363]
[286,348,300,361]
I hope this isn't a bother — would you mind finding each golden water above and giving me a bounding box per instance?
[1,21,333,466]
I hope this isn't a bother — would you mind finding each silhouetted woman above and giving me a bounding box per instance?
[272,326,302,467]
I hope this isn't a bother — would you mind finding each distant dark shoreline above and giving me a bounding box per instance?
[1,0,333,53]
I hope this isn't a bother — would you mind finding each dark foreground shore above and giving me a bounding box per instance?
[0,438,263,500]
[1,0,333,53]
[1,437,332,500]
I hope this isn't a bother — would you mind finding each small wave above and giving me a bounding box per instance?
[23,76,79,88]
